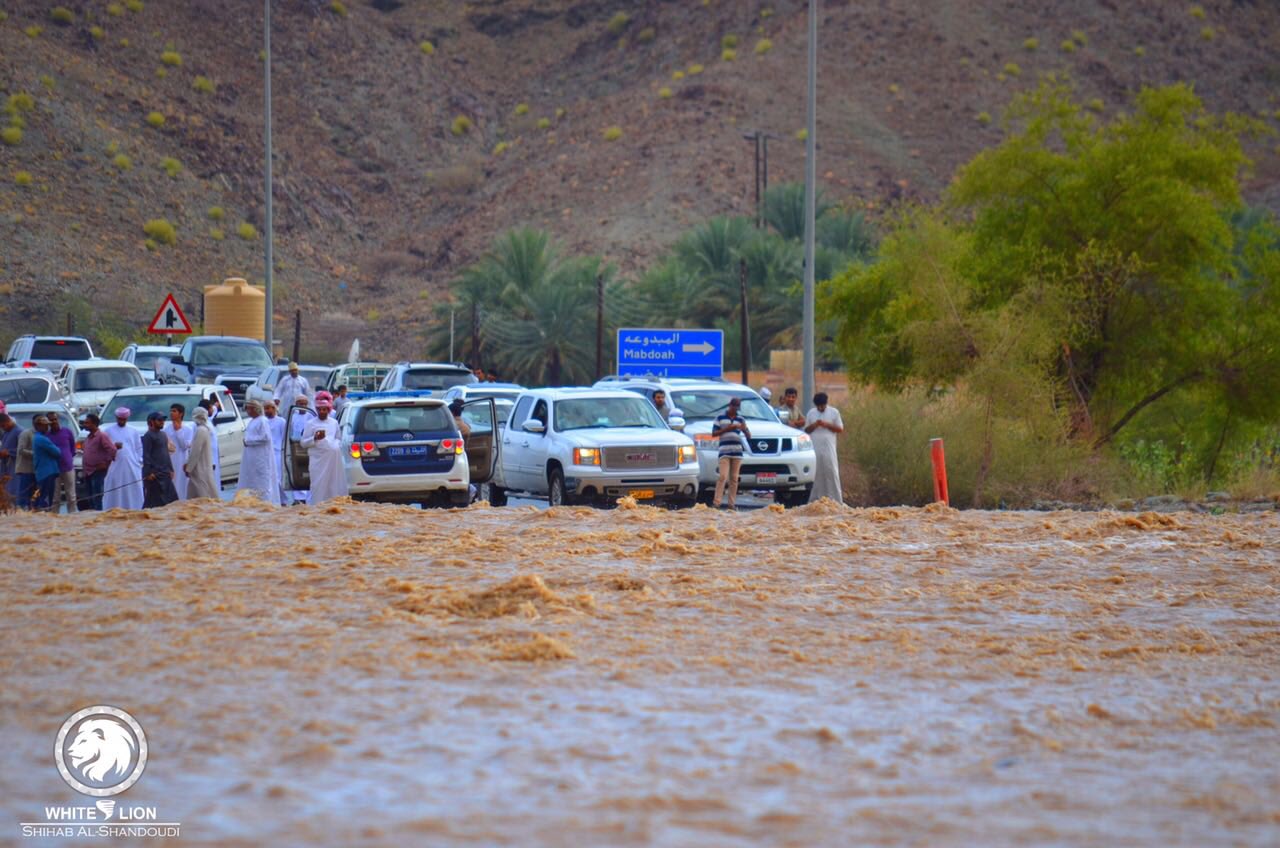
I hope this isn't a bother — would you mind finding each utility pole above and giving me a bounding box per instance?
[801,0,819,408]
[263,0,274,352]
[291,309,301,363]
[762,134,771,201]
[595,273,605,380]
[742,130,763,227]
[470,301,479,367]
[739,259,751,386]
[449,308,455,362]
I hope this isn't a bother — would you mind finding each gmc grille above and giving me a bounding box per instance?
[602,445,677,471]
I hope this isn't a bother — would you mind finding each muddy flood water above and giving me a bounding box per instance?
[1,496,1277,846]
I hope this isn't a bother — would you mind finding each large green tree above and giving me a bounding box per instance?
[825,81,1280,481]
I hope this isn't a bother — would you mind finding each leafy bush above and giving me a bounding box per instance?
[721,48,736,61]
[209,228,224,241]
[1071,29,1087,45]
[1200,26,1214,40]
[160,50,182,66]
[671,70,685,80]
[451,115,472,136]
[237,222,258,240]
[144,239,158,251]
[1023,37,1039,50]
[658,86,672,99]
[976,111,992,125]
[193,76,215,93]
[1189,4,1205,19]
[794,127,807,140]
[754,38,772,55]
[721,34,738,49]
[1133,45,1146,57]
[1,127,22,146]
[145,111,165,128]
[7,115,25,130]
[1003,62,1021,76]
[637,27,655,43]
[602,126,622,141]
[160,156,181,177]
[50,7,74,25]
[14,170,33,186]
[107,3,124,15]
[1087,97,1104,112]
[514,102,529,115]
[329,1,347,16]
[1061,39,1076,52]
[5,93,35,114]
[536,117,550,129]
[606,12,629,36]
[90,26,104,40]
[688,63,704,75]
[112,153,132,170]
[419,40,434,55]
[39,75,54,90]
[492,141,510,155]
[106,141,119,155]
[155,68,168,79]
[126,0,143,11]
[143,218,176,245]
[207,206,225,220]
[364,308,381,323]
[25,26,44,38]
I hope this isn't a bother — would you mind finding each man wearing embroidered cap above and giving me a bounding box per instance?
[301,391,347,504]
[101,407,144,510]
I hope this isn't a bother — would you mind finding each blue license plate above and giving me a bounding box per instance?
[388,445,429,459]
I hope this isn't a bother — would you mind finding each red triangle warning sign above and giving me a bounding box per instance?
[147,293,193,335]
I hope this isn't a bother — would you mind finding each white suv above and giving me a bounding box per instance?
[595,377,816,507]
[489,387,700,507]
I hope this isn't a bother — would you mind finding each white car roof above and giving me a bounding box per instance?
[126,345,179,352]
[109,385,223,395]
[62,359,138,370]
[346,395,446,408]
[522,387,656,401]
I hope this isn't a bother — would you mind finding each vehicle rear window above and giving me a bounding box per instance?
[31,340,92,360]
[401,369,476,390]
[131,352,171,371]
[104,394,206,421]
[355,404,452,434]
[6,410,77,433]
[0,378,53,404]
[74,368,143,392]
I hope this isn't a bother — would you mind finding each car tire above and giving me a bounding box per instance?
[779,485,813,508]
[548,468,570,507]
[696,487,716,506]
[485,484,508,507]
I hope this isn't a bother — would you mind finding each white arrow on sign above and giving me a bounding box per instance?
[682,341,715,355]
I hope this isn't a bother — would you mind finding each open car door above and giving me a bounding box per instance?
[461,397,498,484]
[283,404,314,492]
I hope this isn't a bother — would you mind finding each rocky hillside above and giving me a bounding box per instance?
[2,0,1278,359]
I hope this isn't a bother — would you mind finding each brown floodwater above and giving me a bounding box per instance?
[1,496,1277,846]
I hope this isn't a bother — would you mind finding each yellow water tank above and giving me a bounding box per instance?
[203,278,265,340]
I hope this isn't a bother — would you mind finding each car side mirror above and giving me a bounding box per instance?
[668,416,686,432]
[213,413,235,425]
[169,356,185,365]
[521,419,546,434]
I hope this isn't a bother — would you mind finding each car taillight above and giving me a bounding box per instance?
[351,441,380,459]
[440,438,464,455]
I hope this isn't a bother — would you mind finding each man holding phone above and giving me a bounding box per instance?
[711,397,752,510]
[301,391,347,504]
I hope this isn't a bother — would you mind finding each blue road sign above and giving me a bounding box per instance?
[617,328,724,379]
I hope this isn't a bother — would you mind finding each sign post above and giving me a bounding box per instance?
[616,328,723,379]
[147,293,193,335]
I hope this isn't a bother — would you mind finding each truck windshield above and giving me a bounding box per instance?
[668,391,775,421]
[191,343,272,369]
[0,377,53,404]
[554,397,666,431]
[74,368,143,392]
[401,368,476,390]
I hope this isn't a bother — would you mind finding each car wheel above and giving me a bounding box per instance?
[486,484,508,507]
[548,468,569,507]
[696,487,715,506]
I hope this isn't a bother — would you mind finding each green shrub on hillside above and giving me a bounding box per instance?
[160,50,182,66]
[50,7,75,25]
[536,117,551,129]
[5,93,35,114]
[112,153,132,170]
[1133,45,1146,57]
[1061,39,1076,53]
[193,75,215,93]
[1,127,22,146]
[145,111,165,128]
[1189,4,1205,19]
[721,34,738,49]
[125,0,143,11]
[419,40,434,55]
[606,12,629,36]
[106,141,120,155]
[671,70,685,80]
[492,141,510,155]
[14,170,33,186]
[1003,62,1021,77]
[976,111,992,125]
[107,3,124,15]
[658,86,672,99]
[794,127,807,140]
[209,228,225,241]
[143,218,176,245]
[25,26,44,38]
[155,68,168,79]
[754,38,772,55]
[687,63,704,75]
[237,222,257,240]
[451,115,472,136]
[1022,37,1039,50]
[160,156,181,177]
[721,48,736,61]
[207,206,225,221]
[329,1,347,16]
[514,102,529,115]
[90,26,104,40]
[1200,26,1215,40]
[602,126,623,141]
[637,27,655,43]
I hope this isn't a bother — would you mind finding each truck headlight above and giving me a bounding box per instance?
[573,447,600,466]
[678,445,697,464]
[796,434,813,451]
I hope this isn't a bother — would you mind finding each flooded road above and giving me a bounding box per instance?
[1,497,1277,846]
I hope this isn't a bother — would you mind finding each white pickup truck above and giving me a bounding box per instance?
[485,387,700,507]
[97,385,247,484]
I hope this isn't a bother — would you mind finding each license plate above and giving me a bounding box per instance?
[754,472,777,484]
[628,489,656,500]
[388,445,428,459]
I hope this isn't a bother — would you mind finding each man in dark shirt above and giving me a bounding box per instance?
[141,411,178,509]
[46,414,78,513]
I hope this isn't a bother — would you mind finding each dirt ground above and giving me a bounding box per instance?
[1,496,1277,846]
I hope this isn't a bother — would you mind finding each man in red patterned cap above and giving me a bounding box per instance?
[301,391,347,504]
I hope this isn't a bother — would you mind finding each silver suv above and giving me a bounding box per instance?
[4,335,95,371]
[378,362,477,393]
[594,376,816,507]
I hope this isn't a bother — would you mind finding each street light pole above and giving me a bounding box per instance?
[263,0,274,354]
[801,0,819,408]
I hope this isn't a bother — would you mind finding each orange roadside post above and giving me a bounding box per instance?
[930,438,949,506]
